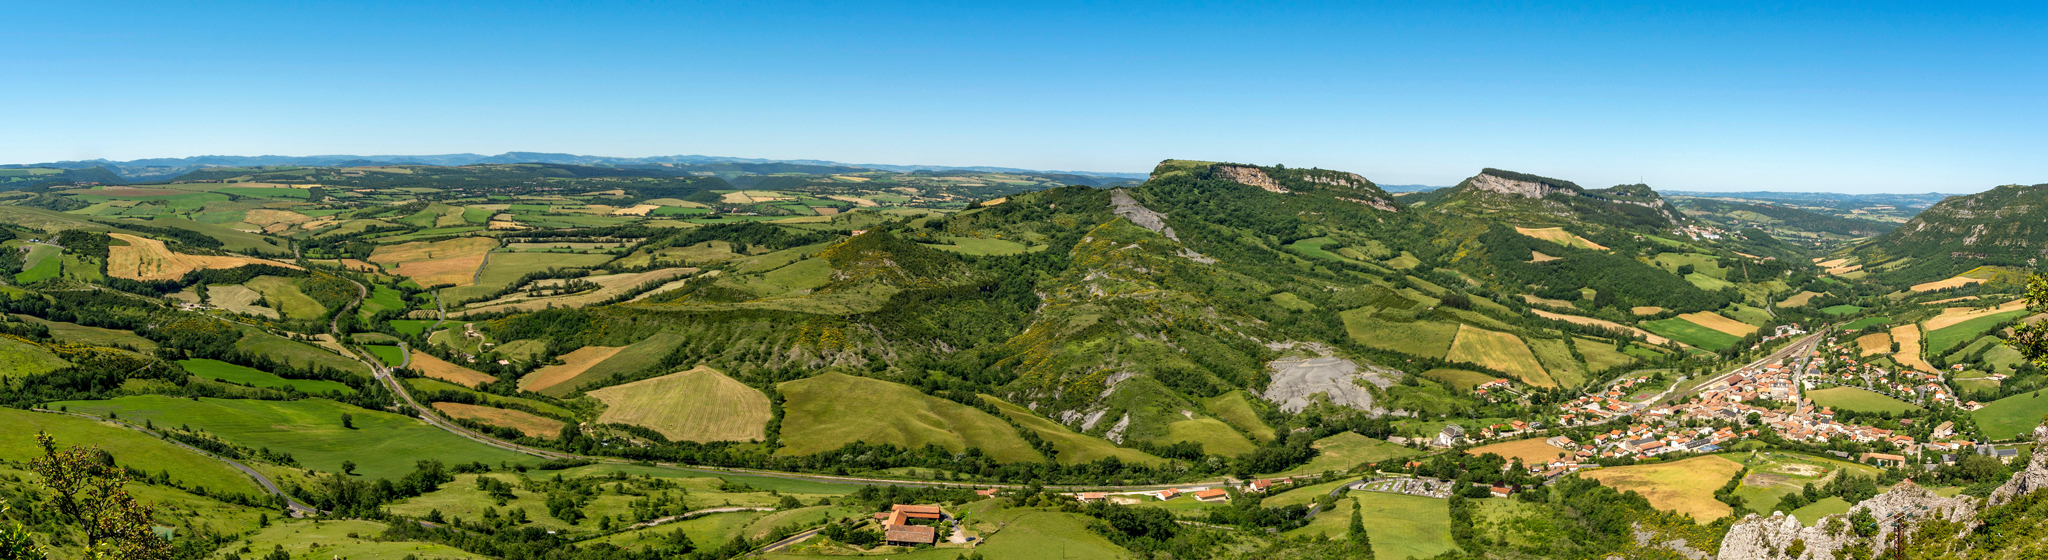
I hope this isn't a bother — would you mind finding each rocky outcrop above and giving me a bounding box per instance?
[1260,352,1399,413]
[1990,425,2048,507]
[1213,165,1288,193]
[1715,481,1975,560]
[1109,189,1178,240]
[1469,172,1574,199]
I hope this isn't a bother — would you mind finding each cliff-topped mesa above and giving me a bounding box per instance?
[1440,168,1683,228]
[1467,168,1584,199]
[1147,159,1399,211]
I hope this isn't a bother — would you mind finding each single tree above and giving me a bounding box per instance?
[2006,274,2048,367]
[341,460,357,475]
[28,433,171,560]
[340,413,354,430]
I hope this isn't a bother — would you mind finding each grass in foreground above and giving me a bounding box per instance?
[0,407,263,496]
[54,395,534,479]
[1974,391,2048,440]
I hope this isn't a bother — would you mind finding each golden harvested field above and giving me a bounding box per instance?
[1528,250,1561,263]
[1676,312,1758,337]
[242,209,313,227]
[1826,264,1863,275]
[1922,299,2028,331]
[609,204,661,216]
[1581,455,1745,522]
[1530,309,1671,345]
[1891,325,1936,373]
[1777,291,1822,308]
[207,285,278,319]
[106,233,302,281]
[1632,306,1664,315]
[367,237,498,287]
[410,350,497,387]
[1520,294,1575,309]
[517,346,625,393]
[1921,296,1982,306]
[1911,276,1988,293]
[588,366,772,442]
[1815,258,1852,269]
[1468,438,1571,466]
[824,195,878,207]
[454,268,695,317]
[431,403,563,438]
[1856,333,1892,356]
[1447,325,1553,387]
[1514,227,1608,250]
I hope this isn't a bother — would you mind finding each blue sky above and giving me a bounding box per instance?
[4,1,2043,192]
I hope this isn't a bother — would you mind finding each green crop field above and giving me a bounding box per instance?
[1273,431,1419,476]
[1806,386,1922,414]
[1724,450,1881,516]
[360,284,406,317]
[11,315,156,350]
[1974,392,2048,440]
[364,344,406,367]
[1162,416,1258,457]
[981,395,1167,466]
[178,359,355,395]
[0,337,69,378]
[1283,493,1452,560]
[217,186,311,199]
[1575,337,1638,372]
[1421,368,1502,390]
[245,276,326,320]
[236,327,370,376]
[0,407,266,497]
[1642,317,1742,350]
[53,396,534,479]
[388,319,440,336]
[14,245,60,283]
[442,251,616,303]
[1263,478,1357,508]
[951,506,1134,560]
[1842,316,1892,331]
[923,235,1035,256]
[1286,237,1366,265]
[777,372,1041,463]
[1448,325,1554,387]
[1821,304,1866,317]
[1204,391,1277,442]
[1926,309,2032,354]
[1342,309,1459,358]
[221,519,486,560]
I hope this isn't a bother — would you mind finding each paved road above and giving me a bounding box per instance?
[33,409,320,517]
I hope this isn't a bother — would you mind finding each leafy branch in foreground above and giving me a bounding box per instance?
[28,432,171,560]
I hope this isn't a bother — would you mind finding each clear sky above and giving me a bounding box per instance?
[5,1,2043,192]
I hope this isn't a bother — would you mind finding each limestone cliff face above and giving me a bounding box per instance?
[1715,481,1977,560]
[1469,172,1574,199]
[1213,165,1288,193]
[1990,425,2048,507]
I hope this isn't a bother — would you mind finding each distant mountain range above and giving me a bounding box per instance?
[0,152,1151,182]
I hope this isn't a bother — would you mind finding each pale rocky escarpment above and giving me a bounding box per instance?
[1213,165,1287,193]
[1470,172,1573,199]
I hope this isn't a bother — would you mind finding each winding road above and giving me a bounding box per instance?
[33,409,320,517]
